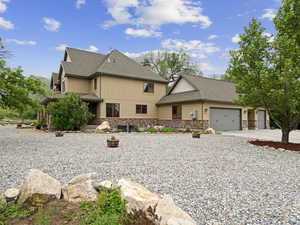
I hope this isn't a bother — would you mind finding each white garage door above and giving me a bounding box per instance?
[210,108,241,131]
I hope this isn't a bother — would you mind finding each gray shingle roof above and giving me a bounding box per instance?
[50,73,59,89]
[60,48,168,83]
[157,75,238,105]
[41,93,101,105]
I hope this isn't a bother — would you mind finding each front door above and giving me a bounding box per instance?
[88,103,98,124]
[172,104,182,120]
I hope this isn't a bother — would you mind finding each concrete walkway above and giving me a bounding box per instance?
[223,129,300,143]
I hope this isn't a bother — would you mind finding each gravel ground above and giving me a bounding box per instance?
[0,126,300,224]
[223,129,300,143]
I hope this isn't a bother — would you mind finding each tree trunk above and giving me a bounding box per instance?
[281,128,290,143]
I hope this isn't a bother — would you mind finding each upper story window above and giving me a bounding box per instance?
[94,78,97,90]
[144,82,154,93]
[136,105,147,114]
[106,103,120,117]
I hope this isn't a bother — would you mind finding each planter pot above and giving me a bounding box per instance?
[107,140,119,148]
[55,131,64,137]
[192,133,201,138]
[16,123,22,129]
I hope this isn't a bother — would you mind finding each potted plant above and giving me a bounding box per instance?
[107,136,119,148]
[192,131,201,138]
[55,131,64,137]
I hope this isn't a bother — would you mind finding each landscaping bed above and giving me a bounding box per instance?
[249,140,300,151]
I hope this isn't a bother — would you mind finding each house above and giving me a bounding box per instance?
[41,47,269,131]
[157,75,269,131]
[40,47,168,129]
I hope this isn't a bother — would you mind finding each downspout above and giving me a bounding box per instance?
[99,73,102,122]
[202,101,204,130]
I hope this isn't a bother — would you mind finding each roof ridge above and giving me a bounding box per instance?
[182,74,235,84]
[95,51,112,72]
[66,47,105,56]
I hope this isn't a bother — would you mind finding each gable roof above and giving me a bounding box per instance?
[50,73,59,89]
[157,75,238,105]
[59,48,168,83]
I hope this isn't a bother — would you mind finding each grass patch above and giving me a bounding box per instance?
[160,127,177,133]
[35,208,52,225]
[0,204,32,224]
[144,128,158,133]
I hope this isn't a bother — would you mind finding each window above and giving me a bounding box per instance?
[94,78,97,90]
[106,103,120,117]
[172,104,182,120]
[62,81,65,92]
[136,105,147,114]
[144,82,154,93]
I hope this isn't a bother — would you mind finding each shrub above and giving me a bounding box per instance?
[123,205,161,225]
[144,128,157,133]
[160,127,177,133]
[47,93,93,131]
[35,120,46,129]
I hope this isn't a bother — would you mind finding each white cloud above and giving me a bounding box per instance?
[161,39,220,58]
[263,32,275,42]
[55,44,68,51]
[103,0,212,31]
[231,34,241,43]
[0,16,13,29]
[76,0,86,9]
[5,39,37,45]
[86,45,98,52]
[261,9,276,21]
[198,62,215,72]
[43,17,61,32]
[0,0,10,13]
[208,35,218,40]
[125,28,161,37]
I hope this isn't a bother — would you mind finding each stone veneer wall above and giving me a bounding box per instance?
[102,118,209,130]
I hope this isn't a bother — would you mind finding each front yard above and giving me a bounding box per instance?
[0,126,299,224]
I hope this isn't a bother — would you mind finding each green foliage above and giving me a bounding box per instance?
[35,119,46,129]
[144,128,158,133]
[0,60,46,121]
[0,204,32,224]
[226,1,300,143]
[47,93,93,131]
[160,127,177,133]
[124,205,161,225]
[80,188,126,225]
[35,208,52,225]
[141,50,202,81]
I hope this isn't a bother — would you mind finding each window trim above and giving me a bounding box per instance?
[143,81,154,93]
[136,104,147,114]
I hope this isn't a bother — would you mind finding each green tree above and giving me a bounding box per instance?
[227,0,300,143]
[0,61,46,121]
[47,93,93,131]
[141,50,202,82]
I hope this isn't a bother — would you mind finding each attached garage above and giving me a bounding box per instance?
[258,110,266,129]
[210,108,241,131]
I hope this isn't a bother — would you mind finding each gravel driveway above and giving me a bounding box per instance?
[0,126,299,224]
[223,129,300,143]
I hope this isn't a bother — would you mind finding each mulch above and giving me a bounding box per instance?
[249,140,300,152]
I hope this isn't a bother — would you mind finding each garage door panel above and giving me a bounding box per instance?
[210,108,241,131]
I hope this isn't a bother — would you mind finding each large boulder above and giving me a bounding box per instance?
[62,173,98,203]
[18,169,62,205]
[95,121,111,133]
[205,128,216,135]
[118,179,196,225]
[92,180,113,192]
[4,188,20,203]
[118,179,160,212]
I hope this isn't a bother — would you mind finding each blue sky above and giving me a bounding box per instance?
[0,0,281,78]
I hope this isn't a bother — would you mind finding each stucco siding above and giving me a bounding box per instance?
[100,75,166,119]
[67,77,91,93]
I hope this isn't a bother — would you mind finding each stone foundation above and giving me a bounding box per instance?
[100,118,209,130]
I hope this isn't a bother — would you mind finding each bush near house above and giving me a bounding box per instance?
[160,127,177,133]
[47,93,93,131]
